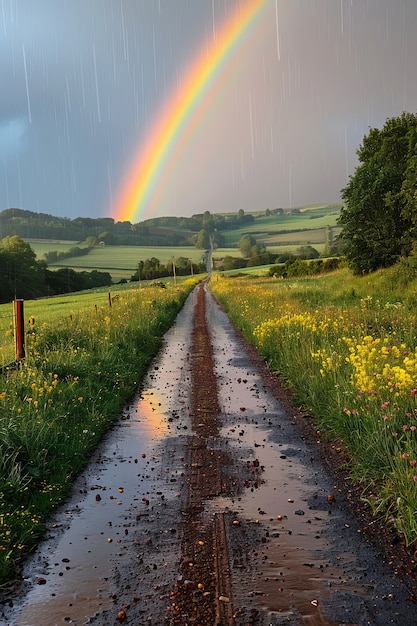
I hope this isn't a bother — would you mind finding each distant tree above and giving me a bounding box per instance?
[45,267,111,293]
[98,231,114,245]
[296,245,320,260]
[246,252,276,267]
[85,236,98,247]
[238,234,256,257]
[274,252,296,264]
[251,242,266,256]
[173,257,191,275]
[195,229,211,249]
[238,234,266,258]
[142,257,161,279]
[340,111,417,273]
[220,256,247,271]
[44,250,59,263]
[83,270,112,288]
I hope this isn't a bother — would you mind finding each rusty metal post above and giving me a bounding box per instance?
[14,299,25,362]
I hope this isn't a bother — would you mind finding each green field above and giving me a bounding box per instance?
[0,277,183,365]
[33,246,208,281]
[218,205,341,245]
[24,204,342,281]
[27,241,83,255]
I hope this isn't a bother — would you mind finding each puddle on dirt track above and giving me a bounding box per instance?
[13,399,171,626]
[4,285,416,626]
[204,286,414,625]
[6,293,197,626]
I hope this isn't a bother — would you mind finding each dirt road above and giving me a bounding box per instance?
[3,283,417,625]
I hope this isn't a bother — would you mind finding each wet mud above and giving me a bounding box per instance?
[2,283,417,625]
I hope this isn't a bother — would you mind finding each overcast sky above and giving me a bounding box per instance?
[1,0,416,223]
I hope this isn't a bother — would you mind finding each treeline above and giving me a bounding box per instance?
[44,246,90,263]
[130,256,206,282]
[268,257,341,277]
[0,209,191,246]
[0,236,112,303]
[218,245,341,276]
[142,208,256,233]
[0,207,261,247]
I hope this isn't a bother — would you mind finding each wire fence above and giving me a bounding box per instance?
[0,288,132,368]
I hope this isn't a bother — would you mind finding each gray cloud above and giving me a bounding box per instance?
[0,0,416,221]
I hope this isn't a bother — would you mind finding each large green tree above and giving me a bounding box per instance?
[339,112,417,274]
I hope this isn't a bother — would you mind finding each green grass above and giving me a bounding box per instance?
[218,206,341,247]
[209,264,417,547]
[0,277,201,581]
[44,246,207,281]
[215,264,274,277]
[29,241,86,257]
[264,227,342,246]
[0,278,190,365]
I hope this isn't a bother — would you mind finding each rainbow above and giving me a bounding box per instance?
[114,0,268,223]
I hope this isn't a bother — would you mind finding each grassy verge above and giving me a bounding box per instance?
[209,262,417,547]
[0,277,200,582]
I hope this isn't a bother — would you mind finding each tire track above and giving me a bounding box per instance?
[171,283,236,625]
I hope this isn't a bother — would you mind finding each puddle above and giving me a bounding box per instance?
[14,395,171,626]
[204,290,374,624]
[214,424,366,624]
[10,297,196,626]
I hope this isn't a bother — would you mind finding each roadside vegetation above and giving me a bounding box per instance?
[0,277,199,582]
[209,261,417,547]
[1,108,416,583]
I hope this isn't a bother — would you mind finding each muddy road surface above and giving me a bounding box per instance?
[2,283,417,625]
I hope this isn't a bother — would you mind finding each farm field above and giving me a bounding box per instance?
[217,204,341,246]
[21,204,342,281]
[264,226,342,246]
[39,245,210,282]
[25,241,83,256]
[209,263,417,548]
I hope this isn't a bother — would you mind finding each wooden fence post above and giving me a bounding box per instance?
[14,299,25,362]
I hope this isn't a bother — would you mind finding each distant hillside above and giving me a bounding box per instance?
[0,204,342,249]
